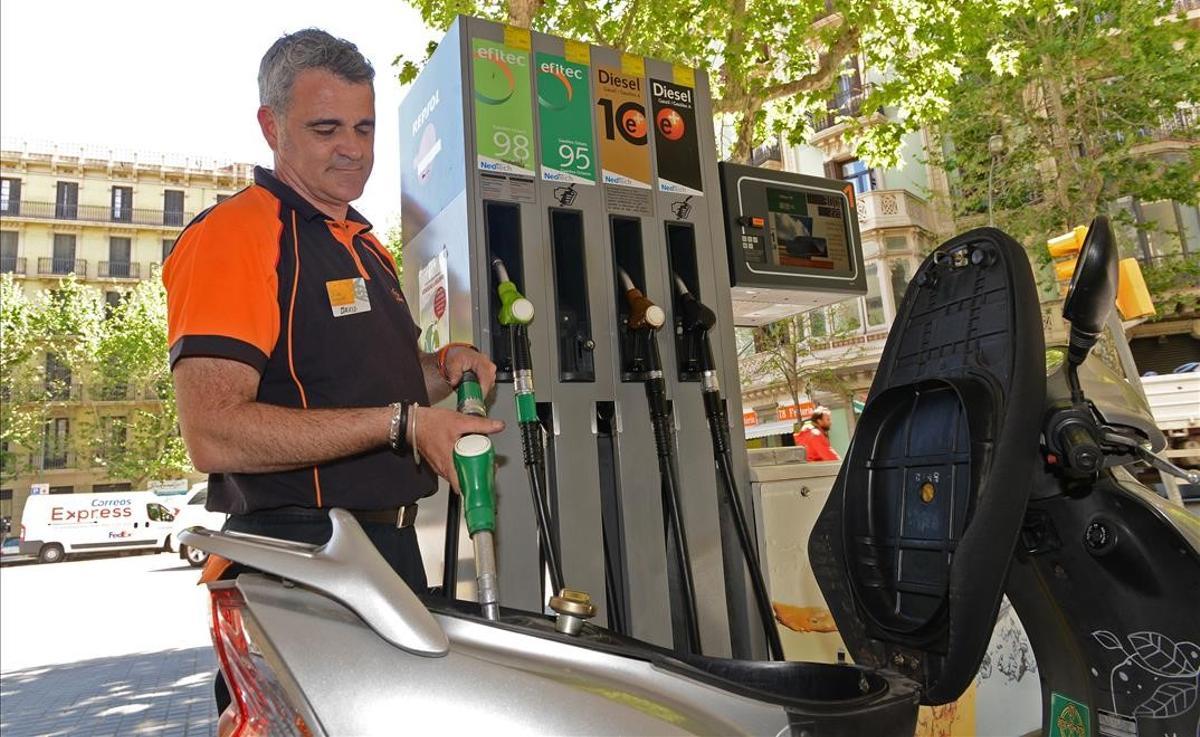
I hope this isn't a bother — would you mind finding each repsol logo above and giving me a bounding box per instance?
[411,90,440,138]
[652,81,692,105]
[597,69,640,91]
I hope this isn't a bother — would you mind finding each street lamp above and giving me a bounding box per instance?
[987,133,1005,228]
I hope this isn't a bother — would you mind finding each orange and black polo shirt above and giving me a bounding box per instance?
[163,166,435,515]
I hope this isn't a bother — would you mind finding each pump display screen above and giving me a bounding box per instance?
[765,187,853,276]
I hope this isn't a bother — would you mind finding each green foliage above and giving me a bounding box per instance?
[0,278,192,486]
[1140,253,1200,317]
[398,0,1004,165]
[933,0,1200,252]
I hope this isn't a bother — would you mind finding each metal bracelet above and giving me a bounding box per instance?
[410,404,422,466]
[388,402,406,453]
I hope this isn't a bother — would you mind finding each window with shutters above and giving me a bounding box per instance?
[55,182,78,219]
[111,186,133,222]
[0,178,20,215]
[42,418,70,470]
[51,234,77,275]
[0,231,17,273]
[163,190,185,226]
[162,238,176,261]
[864,263,886,328]
[108,237,132,277]
[45,353,72,400]
[838,158,876,195]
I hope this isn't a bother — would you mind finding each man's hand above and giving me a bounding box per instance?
[442,346,498,396]
[412,406,504,493]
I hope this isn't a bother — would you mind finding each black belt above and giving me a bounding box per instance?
[259,504,419,528]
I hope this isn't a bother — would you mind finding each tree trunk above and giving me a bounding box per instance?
[506,0,540,28]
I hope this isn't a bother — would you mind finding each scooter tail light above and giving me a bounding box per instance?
[209,587,314,737]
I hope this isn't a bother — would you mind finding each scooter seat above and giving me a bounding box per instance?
[809,228,1045,705]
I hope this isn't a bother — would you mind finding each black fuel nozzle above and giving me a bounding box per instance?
[672,274,718,375]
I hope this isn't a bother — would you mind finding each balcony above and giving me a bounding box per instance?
[750,139,783,169]
[37,257,87,276]
[855,189,935,234]
[98,261,140,279]
[40,452,75,471]
[0,200,194,228]
[811,84,877,133]
[0,255,25,274]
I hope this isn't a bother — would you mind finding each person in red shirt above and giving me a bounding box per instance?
[793,406,840,461]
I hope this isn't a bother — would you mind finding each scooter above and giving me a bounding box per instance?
[181,219,1199,737]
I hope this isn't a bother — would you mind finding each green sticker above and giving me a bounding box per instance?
[536,52,595,186]
[1049,692,1090,737]
[473,39,535,176]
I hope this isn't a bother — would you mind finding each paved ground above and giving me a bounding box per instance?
[0,552,217,737]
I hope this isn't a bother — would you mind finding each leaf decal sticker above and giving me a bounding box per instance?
[1127,632,1200,678]
[1133,681,1198,718]
[1093,630,1123,651]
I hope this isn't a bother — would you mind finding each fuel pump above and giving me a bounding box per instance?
[452,371,500,620]
[673,275,785,661]
[618,268,702,653]
[493,258,566,595]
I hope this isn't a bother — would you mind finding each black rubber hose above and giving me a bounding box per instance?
[703,388,786,660]
[646,374,702,654]
[442,492,461,598]
[510,324,566,596]
[520,419,566,594]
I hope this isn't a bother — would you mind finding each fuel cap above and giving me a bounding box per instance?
[549,588,596,636]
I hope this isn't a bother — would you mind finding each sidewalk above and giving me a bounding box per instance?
[0,647,217,737]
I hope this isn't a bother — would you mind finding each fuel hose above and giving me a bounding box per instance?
[674,274,785,661]
[620,268,701,654]
[493,258,566,595]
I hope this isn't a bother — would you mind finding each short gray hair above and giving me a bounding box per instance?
[258,28,375,112]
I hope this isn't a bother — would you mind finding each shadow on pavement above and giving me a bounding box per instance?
[0,647,216,737]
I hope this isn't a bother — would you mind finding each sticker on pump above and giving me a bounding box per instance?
[327,277,372,317]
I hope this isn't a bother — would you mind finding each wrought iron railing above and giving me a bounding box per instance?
[2,200,194,227]
[0,256,25,274]
[98,261,140,279]
[37,257,87,276]
[811,84,876,132]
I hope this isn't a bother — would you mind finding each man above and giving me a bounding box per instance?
[793,406,840,461]
[166,28,500,598]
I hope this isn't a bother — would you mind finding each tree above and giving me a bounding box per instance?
[737,306,866,432]
[0,276,192,488]
[931,0,1200,300]
[398,0,999,166]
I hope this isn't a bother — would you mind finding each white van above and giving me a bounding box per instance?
[168,483,228,567]
[18,491,177,563]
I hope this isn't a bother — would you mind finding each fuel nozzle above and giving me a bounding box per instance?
[619,268,665,331]
[493,258,535,326]
[672,274,718,378]
[452,370,499,620]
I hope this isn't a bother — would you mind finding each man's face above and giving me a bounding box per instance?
[259,69,375,212]
[816,414,832,432]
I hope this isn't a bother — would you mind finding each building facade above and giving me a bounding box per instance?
[0,141,254,528]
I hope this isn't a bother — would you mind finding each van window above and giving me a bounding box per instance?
[146,503,175,523]
[189,490,208,506]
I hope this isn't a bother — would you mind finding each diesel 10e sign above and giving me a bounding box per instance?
[650,78,703,198]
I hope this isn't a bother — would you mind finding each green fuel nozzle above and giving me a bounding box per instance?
[452,369,499,620]
[493,258,535,326]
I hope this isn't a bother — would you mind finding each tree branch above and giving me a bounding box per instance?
[712,25,860,114]
[617,0,643,49]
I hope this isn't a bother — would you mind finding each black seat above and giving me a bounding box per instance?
[809,228,1045,704]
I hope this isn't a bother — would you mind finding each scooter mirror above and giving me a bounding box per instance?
[1062,215,1118,366]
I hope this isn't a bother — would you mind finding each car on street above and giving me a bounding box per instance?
[169,484,227,567]
[1,536,35,565]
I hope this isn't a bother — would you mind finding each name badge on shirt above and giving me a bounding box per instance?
[326,277,371,317]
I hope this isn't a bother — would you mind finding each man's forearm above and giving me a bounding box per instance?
[187,401,392,474]
[420,351,453,404]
